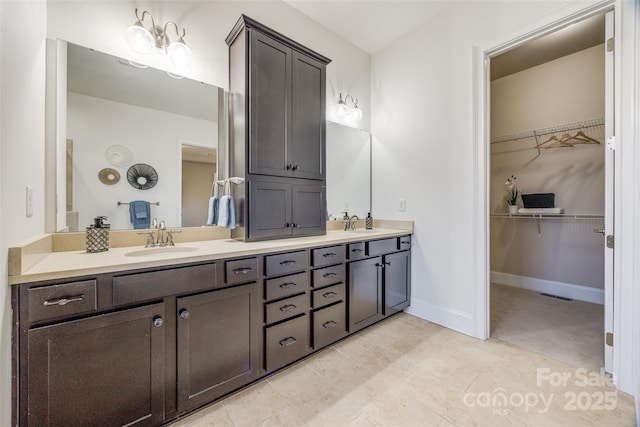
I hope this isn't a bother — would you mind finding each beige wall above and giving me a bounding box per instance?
[490,44,605,289]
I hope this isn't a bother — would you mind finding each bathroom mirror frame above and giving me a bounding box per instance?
[44,40,372,233]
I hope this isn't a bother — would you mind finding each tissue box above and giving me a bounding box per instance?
[521,193,555,208]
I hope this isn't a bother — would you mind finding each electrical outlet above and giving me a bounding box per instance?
[398,199,406,212]
[26,186,33,217]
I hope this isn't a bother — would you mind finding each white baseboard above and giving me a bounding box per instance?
[406,298,475,337]
[490,271,604,305]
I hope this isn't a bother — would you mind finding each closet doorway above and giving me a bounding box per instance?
[487,11,614,373]
[179,142,217,227]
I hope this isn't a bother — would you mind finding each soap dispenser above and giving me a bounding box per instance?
[366,212,373,230]
[86,216,110,253]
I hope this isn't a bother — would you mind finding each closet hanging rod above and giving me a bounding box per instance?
[491,117,604,145]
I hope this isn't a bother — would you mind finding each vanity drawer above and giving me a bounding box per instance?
[347,242,366,260]
[265,272,308,302]
[265,251,308,277]
[28,280,98,323]
[225,257,258,285]
[312,283,345,309]
[312,264,345,288]
[399,235,411,250]
[265,314,310,372]
[367,238,398,256]
[113,263,216,306]
[265,293,309,325]
[313,302,346,350]
[312,245,345,268]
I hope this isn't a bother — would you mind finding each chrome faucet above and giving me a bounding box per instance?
[345,215,360,231]
[139,218,176,247]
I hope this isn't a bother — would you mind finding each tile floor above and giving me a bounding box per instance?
[490,283,604,371]
[171,313,636,426]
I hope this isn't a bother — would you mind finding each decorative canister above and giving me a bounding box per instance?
[86,216,110,253]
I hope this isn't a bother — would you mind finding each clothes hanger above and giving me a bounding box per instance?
[536,134,560,148]
[570,130,600,145]
[545,133,574,149]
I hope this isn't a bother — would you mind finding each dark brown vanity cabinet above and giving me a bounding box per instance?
[263,250,311,372]
[26,302,166,427]
[248,178,325,240]
[348,236,412,333]
[176,282,260,413]
[311,246,347,350]
[226,15,331,241]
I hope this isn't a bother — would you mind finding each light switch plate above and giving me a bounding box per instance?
[26,186,33,217]
[398,199,406,212]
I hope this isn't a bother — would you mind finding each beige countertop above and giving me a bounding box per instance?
[9,225,412,285]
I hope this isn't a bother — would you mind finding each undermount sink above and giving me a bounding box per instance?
[125,246,199,257]
[349,229,380,233]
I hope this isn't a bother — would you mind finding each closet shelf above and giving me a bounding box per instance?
[490,117,604,145]
[491,213,604,220]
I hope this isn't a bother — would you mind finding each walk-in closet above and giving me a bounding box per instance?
[489,13,609,371]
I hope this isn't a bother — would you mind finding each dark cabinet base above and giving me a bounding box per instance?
[26,303,165,427]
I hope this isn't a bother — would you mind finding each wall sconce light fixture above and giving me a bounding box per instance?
[125,8,193,68]
[335,93,363,123]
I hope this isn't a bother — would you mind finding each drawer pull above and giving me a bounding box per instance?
[322,291,338,299]
[43,294,84,307]
[233,267,254,275]
[351,248,363,253]
[279,260,297,266]
[279,337,297,347]
[322,272,338,279]
[322,320,338,329]
[279,282,297,290]
[279,304,297,312]
[401,241,410,245]
[322,252,337,258]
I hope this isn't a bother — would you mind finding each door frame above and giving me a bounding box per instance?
[472,0,618,369]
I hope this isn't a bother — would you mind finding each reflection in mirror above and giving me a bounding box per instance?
[326,121,371,219]
[55,41,222,232]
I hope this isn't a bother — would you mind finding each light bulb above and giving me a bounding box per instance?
[335,102,349,119]
[348,106,363,122]
[125,22,154,55]
[167,38,192,67]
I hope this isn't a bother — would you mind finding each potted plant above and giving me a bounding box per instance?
[504,175,521,214]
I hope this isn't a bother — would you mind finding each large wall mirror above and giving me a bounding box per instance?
[47,41,371,232]
[49,41,225,232]
[326,121,371,220]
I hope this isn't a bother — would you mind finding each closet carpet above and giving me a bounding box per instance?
[490,283,604,372]
[173,312,634,426]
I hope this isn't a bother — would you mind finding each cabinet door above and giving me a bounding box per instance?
[348,257,383,333]
[27,303,165,427]
[176,283,260,413]
[384,251,411,315]
[249,180,292,239]
[249,31,291,177]
[291,183,326,236]
[291,51,326,180]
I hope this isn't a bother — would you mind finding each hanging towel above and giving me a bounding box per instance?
[227,196,236,229]
[129,201,151,229]
[216,195,230,228]
[206,196,219,225]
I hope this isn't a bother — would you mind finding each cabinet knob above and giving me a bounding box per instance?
[384,261,392,266]
[179,309,190,319]
[292,164,299,171]
[286,164,292,170]
[153,316,163,327]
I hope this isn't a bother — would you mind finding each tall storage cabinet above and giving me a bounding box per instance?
[226,15,331,241]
